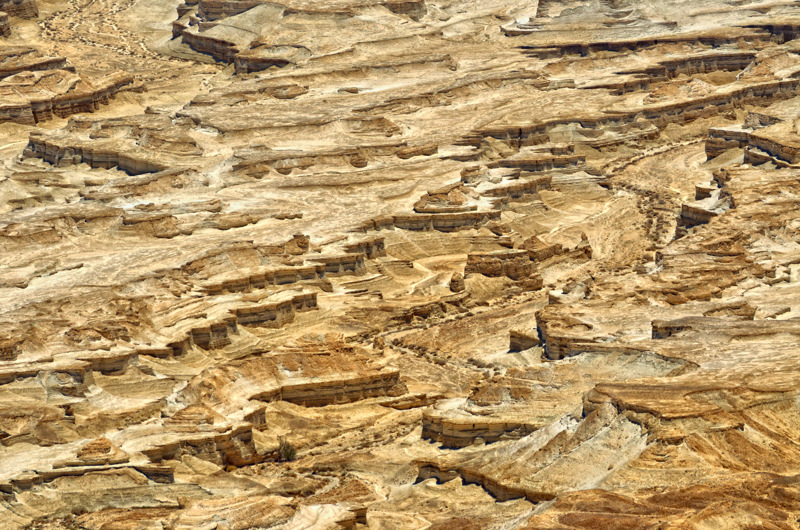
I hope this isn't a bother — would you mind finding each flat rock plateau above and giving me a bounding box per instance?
[3,0,800,527]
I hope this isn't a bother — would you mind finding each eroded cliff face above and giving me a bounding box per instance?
[3,0,800,527]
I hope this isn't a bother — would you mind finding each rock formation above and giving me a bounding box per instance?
[0,12,10,37]
[0,0,36,19]
[1,69,133,124]
[3,0,800,527]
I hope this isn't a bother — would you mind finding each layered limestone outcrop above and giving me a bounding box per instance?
[465,249,539,281]
[6,0,800,526]
[171,0,431,71]
[361,210,502,232]
[180,338,408,412]
[0,46,66,79]
[24,114,203,173]
[705,97,800,166]
[0,70,133,124]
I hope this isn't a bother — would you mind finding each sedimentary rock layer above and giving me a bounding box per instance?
[5,0,800,527]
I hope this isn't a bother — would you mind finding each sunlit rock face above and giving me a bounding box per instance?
[3,0,800,527]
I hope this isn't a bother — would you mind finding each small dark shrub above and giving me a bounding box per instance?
[278,436,297,462]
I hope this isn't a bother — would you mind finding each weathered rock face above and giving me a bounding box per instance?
[23,114,203,173]
[465,249,539,281]
[171,0,431,71]
[6,0,800,527]
[0,0,37,18]
[0,12,10,37]
[0,46,66,79]
[0,69,133,124]
[449,271,465,293]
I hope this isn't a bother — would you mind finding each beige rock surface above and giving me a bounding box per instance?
[3,0,800,528]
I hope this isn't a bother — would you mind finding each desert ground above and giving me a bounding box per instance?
[2,0,800,527]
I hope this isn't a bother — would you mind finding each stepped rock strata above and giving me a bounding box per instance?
[4,0,800,527]
[0,70,133,124]
[0,46,66,79]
